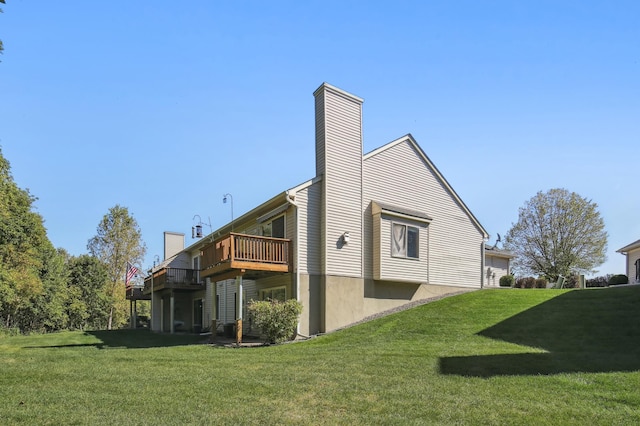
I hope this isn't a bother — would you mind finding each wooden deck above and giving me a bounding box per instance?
[200,233,292,281]
[143,267,204,294]
[125,286,151,300]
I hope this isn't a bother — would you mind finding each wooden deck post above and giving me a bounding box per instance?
[236,275,243,345]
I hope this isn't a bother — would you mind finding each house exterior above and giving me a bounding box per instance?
[616,239,640,283]
[142,83,491,339]
[484,246,514,287]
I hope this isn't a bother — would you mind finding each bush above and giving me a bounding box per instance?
[535,278,548,289]
[586,275,611,288]
[515,277,536,289]
[608,274,629,286]
[248,299,303,344]
[563,274,579,289]
[0,324,21,337]
[499,275,515,287]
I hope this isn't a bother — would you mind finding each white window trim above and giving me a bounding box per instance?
[391,222,420,260]
[259,286,287,301]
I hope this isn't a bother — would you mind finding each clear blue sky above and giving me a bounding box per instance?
[1,1,638,276]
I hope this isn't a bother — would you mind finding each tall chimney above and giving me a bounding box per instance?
[164,231,185,260]
[313,83,364,278]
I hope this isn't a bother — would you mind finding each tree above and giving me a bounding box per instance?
[87,205,146,330]
[0,147,52,332]
[66,254,111,330]
[504,188,607,280]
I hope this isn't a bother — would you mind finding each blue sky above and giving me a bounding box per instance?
[1,1,638,276]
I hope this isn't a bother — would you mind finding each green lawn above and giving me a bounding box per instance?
[1,287,639,425]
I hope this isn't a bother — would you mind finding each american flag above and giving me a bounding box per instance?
[125,262,138,287]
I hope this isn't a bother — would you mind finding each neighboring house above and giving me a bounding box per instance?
[140,83,492,339]
[484,246,514,287]
[616,239,640,283]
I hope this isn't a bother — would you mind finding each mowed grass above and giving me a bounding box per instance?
[2,287,640,425]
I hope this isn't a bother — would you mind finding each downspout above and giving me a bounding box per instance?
[286,190,308,338]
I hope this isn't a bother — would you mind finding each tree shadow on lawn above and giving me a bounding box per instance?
[439,287,640,377]
[25,329,206,350]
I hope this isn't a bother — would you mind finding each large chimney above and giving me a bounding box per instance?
[164,231,185,260]
[313,83,364,278]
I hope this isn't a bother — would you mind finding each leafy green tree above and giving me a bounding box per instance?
[504,188,607,280]
[0,148,52,332]
[87,205,146,329]
[29,246,69,331]
[66,254,110,330]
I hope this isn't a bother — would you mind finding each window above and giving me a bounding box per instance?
[391,223,419,259]
[259,286,286,302]
[261,215,285,238]
[192,256,200,283]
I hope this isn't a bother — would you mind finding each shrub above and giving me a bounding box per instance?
[248,299,303,344]
[516,277,536,289]
[608,274,629,286]
[586,275,611,288]
[0,324,21,337]
[535,278,548,289]
[499,275,515,287]
[563,274,579,289]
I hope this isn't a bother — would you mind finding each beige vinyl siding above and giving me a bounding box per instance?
[363,138,483,287]
[167,252,191,269]
[255,274,293,298]
[318,86,363,278]
[626,247,640,283]
[485,255,510,287]
[214,278,257,329]
[314,92,326,178]
[373,214,429,282]
[203,281,213,327]
[295,182,322,275]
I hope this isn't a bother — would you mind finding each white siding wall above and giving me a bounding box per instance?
[363,139,484,288]
[315,84,363,278]
[626,248,640,283]
[296,183,322,275]
[214,278,256,327]
[167,252,191,269]
[485,255,510,287]
[374,213,429,282]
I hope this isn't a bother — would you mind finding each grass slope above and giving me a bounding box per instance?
[1,287,639,425]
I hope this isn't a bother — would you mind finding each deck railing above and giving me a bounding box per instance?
[201,233,290,271]
[143,267,202,292]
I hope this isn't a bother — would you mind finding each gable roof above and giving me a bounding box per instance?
[364,134,489,238]
[484,246,515,259]
[617,238,640,254]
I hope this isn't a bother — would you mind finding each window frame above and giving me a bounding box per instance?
[259,286,287,302]
[391,222,420,260]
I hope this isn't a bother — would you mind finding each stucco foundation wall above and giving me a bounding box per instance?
[322,275,365,333]
[297,273,321,336]
[319,276,475,333]
[362,281,471,317]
